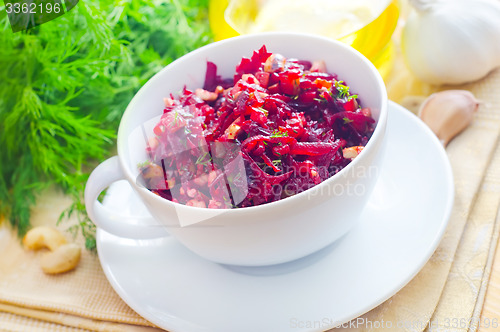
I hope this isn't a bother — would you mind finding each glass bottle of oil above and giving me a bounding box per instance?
[209,0,400,78]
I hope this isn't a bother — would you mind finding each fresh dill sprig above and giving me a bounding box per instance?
[0,0,212,250]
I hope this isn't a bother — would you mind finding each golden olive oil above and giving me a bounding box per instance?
[338,0,399,78]
[209,0,400,78]
[209,0,239,41]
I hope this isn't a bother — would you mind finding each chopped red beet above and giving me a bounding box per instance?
[140,45,375,208]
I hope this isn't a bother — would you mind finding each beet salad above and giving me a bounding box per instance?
[139,45,375,209]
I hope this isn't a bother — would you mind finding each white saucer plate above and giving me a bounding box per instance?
[97,101,454,332]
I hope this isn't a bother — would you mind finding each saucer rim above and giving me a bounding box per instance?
[325,101,454,329]
[96,101,454,332]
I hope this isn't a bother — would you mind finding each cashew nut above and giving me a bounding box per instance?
[23,226,81,274]
[40,243,81,274]
[23,226,67,251]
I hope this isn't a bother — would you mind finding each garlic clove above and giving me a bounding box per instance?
[418,90,479,146]
[403,0,500,85]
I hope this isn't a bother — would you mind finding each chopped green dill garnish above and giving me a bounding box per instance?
[272,159,282,166]
[233,172,242,183]
[137,161,152,168]
[171,111,179,127]
[257,107,269,116]
[195,152,211,165]
[343,117,354,124]
[270,129,289,138]
[256,162,267,169]
[334,80,351,99]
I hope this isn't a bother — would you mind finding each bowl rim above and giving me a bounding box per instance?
[117,31,388,215]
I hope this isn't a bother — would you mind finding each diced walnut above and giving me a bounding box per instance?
[310,60,326,73]
[166,178,176,189]
[264,54,286,72]
[164,97,174,107]
[141,163,163,179]
[186,199,207,208]
[193,173,208,186]
[231,90,242,100]
[208,200,223,209]
[255,91,269,99]
[187,188,197,198]
[207,171,218,185]
[195,88,218,101]
[225,122,241,140]
[215,85,224,94]
[361,108,372,117]
[343,146,364,159]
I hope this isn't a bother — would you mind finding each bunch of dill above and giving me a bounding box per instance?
[0,0,212,250]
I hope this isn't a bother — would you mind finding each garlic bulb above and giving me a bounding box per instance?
[418,90,479,146]
[402,0,500,85]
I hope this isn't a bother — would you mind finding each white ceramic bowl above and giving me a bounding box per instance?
[85,32,388,266]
